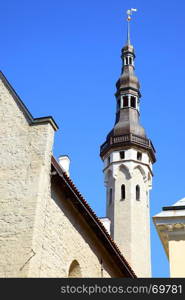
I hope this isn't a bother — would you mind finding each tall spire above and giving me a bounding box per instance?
[126,8,137,45]
[100,11,156,277]
[100,8,156,164]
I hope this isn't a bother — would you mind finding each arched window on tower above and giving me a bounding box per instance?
[125,57,129,65]
[129,57,132,65]
[121,184,125,200]
[136,185,140,201]
[123,96,129,107]
[131,96,136,108]
[119,151,125,159]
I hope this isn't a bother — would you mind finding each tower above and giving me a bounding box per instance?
[100,10,156,277]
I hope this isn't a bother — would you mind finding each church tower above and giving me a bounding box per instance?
[100,10,156,277]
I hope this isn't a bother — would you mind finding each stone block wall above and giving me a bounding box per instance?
[0,78,55,277]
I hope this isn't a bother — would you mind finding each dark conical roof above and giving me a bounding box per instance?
[100,20,156,163]
[110,40,146,139]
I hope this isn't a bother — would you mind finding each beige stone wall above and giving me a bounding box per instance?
[0,79,55,277]
[37,181,123,278]
[153,208,185,278]
[169,234,185,277]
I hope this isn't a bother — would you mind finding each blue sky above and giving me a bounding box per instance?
[1,0,185,277]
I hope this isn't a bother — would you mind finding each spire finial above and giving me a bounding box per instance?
[126,8,137,45]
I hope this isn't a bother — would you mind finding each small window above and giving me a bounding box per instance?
[123,96,128,107]
[109,188,112,205]
[125,57,129,65]
[137,152,142,161]
[136,185,140,201]
[131,96,136,108]
[68,260,82,278]
[129,57,132,65]
[121,184,125,200]
[120,151,125,159]
[107,156,110,165]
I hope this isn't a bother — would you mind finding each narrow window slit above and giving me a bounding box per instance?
[136,185,140,201]
[121,184,125,200]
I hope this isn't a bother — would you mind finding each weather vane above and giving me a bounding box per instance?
[126,8,137,45]
[126,8,137,21]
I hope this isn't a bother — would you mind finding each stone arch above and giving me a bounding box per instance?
[148,172,152,186]
[104,169,113,186]
[134,165,146,182]
[68,260,82,278]
[119,164,131,179]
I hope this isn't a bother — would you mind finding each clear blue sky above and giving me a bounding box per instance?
[1,0,185,278]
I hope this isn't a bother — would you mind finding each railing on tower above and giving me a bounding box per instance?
[100,133,156,156]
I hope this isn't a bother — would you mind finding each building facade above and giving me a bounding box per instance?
[153,198,185,277]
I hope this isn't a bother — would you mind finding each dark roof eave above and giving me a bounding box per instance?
[163,205,185,211]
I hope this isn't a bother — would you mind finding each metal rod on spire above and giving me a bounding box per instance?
[126,8,137,45]
[127,17,131,45]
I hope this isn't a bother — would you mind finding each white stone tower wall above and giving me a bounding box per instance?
[104,148,152,277]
